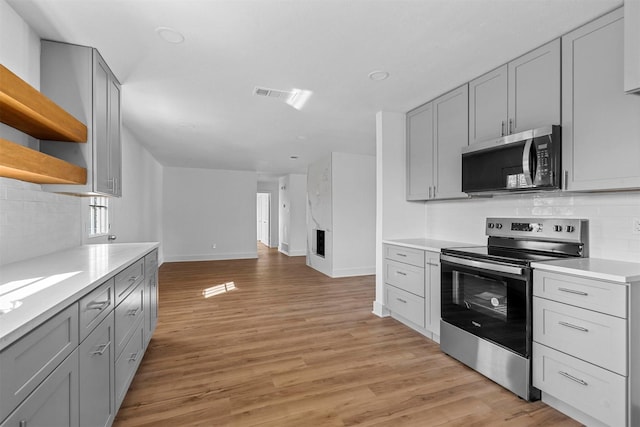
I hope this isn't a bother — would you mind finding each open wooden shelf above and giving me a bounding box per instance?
[0,64,87,142]
[0,138,87,184]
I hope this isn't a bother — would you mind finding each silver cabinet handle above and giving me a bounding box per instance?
[128,352,139,363]
[127,307,140,316]
[19,421,27,427]
[558,287,588,296]
[396,271,407,276]
[90,342,110,356]
[396,298,407,304]
[563,170,569,190]
[396,253,407,257]
[428,186,432,199]
[509,118,514,134]
[432,186,436,199]
[558,321,589,333]
[501,121,505,137]
[558,370,588,386]
[128,276,138,282]
[87,300,110,310]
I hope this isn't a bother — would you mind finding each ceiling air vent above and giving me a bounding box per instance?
[253,86,293,99]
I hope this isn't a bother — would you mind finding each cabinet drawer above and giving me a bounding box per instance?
[115,322,145,410]
[0,349,79,427]
[534,270,627,318]
[533,342,626,427]
[384,245,424,268]
[115,282,144,358]
[145,249,158,273]
[385,285,425,328]
[79,312,115,427]
[0,303,79,422]
[384,259,425,297]
[533,297,626,375]
[79,278,114,342]
[114,258,144,304]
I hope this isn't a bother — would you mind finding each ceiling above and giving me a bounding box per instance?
[8,0,621,181]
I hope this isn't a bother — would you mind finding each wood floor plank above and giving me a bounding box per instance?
[114,245,580,426]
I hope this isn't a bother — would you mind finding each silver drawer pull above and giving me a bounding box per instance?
[396,253,407,257]
[558,370,588,386]
[558,321,589,333]
[128,352,139,363]
[558,287,588,296]
[127,308,140,316]
[90,342,110,356]
[396,271,407,276]
[396,298,407,304]
[19,420,27,427]
[87,300,110,310]
[128,276,138,282]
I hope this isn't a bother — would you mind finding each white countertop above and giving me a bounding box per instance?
[383,238,476,252]
[532,258,640,283]
[0,242,159,350]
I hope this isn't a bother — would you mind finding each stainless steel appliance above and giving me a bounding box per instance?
[439,217,588,401]
[462,125,561,195]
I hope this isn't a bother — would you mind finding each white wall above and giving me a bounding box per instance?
[278,174,307,257]
[425,192,640,262]
[332,152,376,277]
[163,167,257,261]
[257,180,279,248]
[0,0,164,265]
[374,111,428,315]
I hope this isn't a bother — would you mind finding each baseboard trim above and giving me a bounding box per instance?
[332,266,375,278]
[164,252,258,262]
[372,300,390,317]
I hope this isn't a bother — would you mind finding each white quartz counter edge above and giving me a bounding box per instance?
[532,257,640,283]
[383,238,476,252]
[0,242,159,351]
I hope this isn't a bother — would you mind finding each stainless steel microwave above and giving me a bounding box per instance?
[462,125,561,195]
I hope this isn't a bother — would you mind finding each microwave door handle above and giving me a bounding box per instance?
[522,138,535,187]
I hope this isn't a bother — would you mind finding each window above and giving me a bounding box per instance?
[89,196,109,236]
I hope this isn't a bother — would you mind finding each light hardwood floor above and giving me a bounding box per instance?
[114,244,580,427]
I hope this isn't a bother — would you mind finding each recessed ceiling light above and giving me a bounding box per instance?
[156,27,185,44]
[368,70,389,81]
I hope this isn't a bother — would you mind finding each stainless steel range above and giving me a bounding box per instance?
[439,217,588,401]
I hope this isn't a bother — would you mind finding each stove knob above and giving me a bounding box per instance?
[566,225,575,233]
[496,223,503,229]
[554,225,563,232]
[488,223,494,229]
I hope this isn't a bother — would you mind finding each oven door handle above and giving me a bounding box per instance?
[441,255,524,276]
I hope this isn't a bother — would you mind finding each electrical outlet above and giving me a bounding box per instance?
[633,218,640,235]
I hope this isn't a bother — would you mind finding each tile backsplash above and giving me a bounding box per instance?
[426,191,640,262]
[0,177,82,265]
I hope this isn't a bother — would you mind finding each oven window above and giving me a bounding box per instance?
[453,271,507,322]
[441,260,530,357]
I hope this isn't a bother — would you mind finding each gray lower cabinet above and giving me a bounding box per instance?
[562,7,640,191]
[383,244,442,341]
[79,312,116,427]
[0,249,158,427]
[1,350,79,427]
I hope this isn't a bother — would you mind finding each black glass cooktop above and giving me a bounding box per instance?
[441,246,569,266]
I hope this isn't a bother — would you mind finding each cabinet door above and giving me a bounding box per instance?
[1,350,79,427]
[94,54,112,195]
[425,251,441,338]
[433,84,468,199]
[79,312,115,427]
[108,77,122,197]
[562,8,640,191]
[508,39,560,133]
[406,102,434,200]
[468,64,508,144]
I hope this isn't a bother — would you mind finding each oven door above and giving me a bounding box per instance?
[440,254,532,357]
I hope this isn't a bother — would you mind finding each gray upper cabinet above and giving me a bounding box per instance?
[562,8,640,191]
[469,65,508,144]
[433,84,469,199]
[469,39,560,144]
[406,85,469,201]
[40,40,122,197]
[406,102,434,200]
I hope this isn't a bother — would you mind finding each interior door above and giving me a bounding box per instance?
[257,193,270,246]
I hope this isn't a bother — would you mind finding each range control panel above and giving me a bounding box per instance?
[486,217,588,243]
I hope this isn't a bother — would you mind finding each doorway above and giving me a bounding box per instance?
[256,192,270,248]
